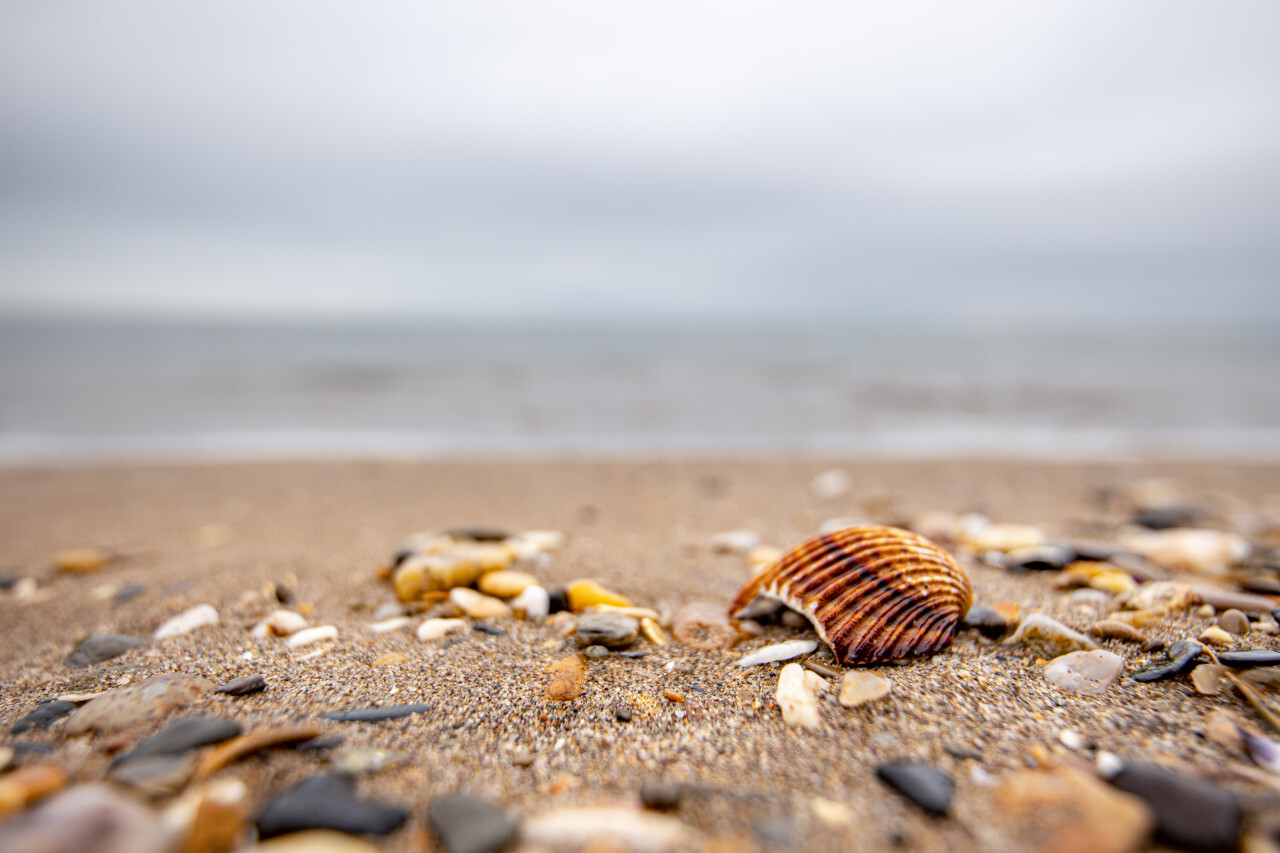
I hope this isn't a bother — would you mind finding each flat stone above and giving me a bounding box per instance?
[64,634,145,669]
[320,703,431,722]
[449,587,512,620]
[995,766,1153,853]
[10,700,76,734]
[961,605,1012,638]
[1003,544,1073,571]
[1131,505,1202,530]
[285,625,337,648]
[544,654,586,702]
[876,761,953,816]
[114,715,242,764]
[65,673,212,735]
[427,793,520,853]
[1109,762,1240,853]
[255,774,408,839]
[1218,609,1250,635]
[0,783,170,853]
[215,674,267,696]
[1043,650,1125,694]
[418,618,469,641]
[837,671,893,707]
[1088,620,1145,643]
[113,584,146,603]
[523,806,689,853]
[574,612,640,649]
[330,746,409,775]
[1187,583,1276,613]
[1130,640,1204,682]
[106,753,194,798]
[477,570,538,599]
[1217,649,1280,668]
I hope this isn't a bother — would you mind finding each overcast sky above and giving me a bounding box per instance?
[1,1,1277,326]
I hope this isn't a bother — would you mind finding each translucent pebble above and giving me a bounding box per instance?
[511,585,550,621]
[1043,650,1124,694]
[776,663,821,729]
[1005,614,1099,654]
[837,671,892,707]
[737,639,818,667]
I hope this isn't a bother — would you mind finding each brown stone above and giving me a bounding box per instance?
[0,764,68,818]
[55,547,112,573]
[544,654,586,702]
[65,674,213,735]
[994,766,1153,853]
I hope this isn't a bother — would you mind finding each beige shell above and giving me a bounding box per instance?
[730,525,971,664]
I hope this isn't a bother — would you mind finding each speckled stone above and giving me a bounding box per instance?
[573,613,639,649]
[65,674,213,735]
[64,634,145,669]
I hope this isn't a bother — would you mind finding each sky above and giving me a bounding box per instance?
[1,1,1277,327]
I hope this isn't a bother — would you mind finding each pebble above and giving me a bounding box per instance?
[1108,762,1240,853]
[574,612,640,649]
[708,529,761,554]
[170,777,250,853]
[776,663,821,730]
[320,704,431,722]
[640,781,681,811]
[1188,583,1277,613]
[64,634,145,669]
[811,468,850,499]
[965,522,1046,553]
[875,761,954,816]
[243,830,379,853]
[1059,728,1086,750]
[0,783,171,853]
[1088,620,1145,642]
[747,544,784,569]
[670,602,737,650]
[639,616,668,646]
[1198,626,1234,647]
[477,569,537,598]
[426,793,520,853]
[366,617,410,634]
[803,659,843,679]
[449,587,512,620]
[115,715,243,764]
[66,673,213,735]
[1217,649,1280,668]
[54,546,113,573]
[1130,640,1204,682]
[566,580,631,612]
[0,764,67,818]
[544,654,587,701]
[583,645,609,660]
[1221,609,1253,636]
[255,610,309,638]
[1043,650,1125,694]
[737,639,818,667]
[330,746,409,775]
[255,774,408,838]
[473,623,505,636]
[215,674,267,696]
[511,584,550,621]
[113,583,146,603]
[153,604,219,639]
[1003,544,1073,571]
[286,625,338,648]
[523,806,689,853]
[837,671,893,707]
[1191,664,1231,695]
[445,526,511,542]
[547,586,570,614]
[994,766,1153,853]
[1122,529,1249,575]
[961,605,1012,639]
[615,705,633,723]
[1004,614,1099,654]
[418,618,469,641]
[107,753,194,797]
[195,726,323,781]
[10,700,77,734]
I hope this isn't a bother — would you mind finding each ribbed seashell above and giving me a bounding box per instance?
[730,525,971,664]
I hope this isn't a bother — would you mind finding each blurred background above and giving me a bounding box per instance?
[1,1,1277,460]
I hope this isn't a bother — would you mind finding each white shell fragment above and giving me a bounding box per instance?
[776,662,822,729]
[153,604,219,640]
[366,617,410,634]
[1005,614,1099,654]
[417,618,469,641]
[252,610,309,639]
[1043,650,1124,694]
[511,585,550,621]
[286,625,338,648]
[737,639,818,667]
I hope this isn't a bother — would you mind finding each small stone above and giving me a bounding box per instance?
[1004,614,1099,655]
[107,753,194,797]
[320,704,431,722]
[1130,640,1205,682]
[547,586,570,613]
[810,796,854,826]
[837,671,893,707]
[10,700,77,734]
[804,659,843,679]
[1198,626,1234,647]
[1116,581,1201,614]
[1188,583,1277,613]
[64,634,145,669]
[427,793,519,853]
[154,604,219,640]
[1088,620,1145,643]
[418,618,469,641]
[1191,664,1230,695]
[875,761,953,816]
[1216,649,1280,668]
[965,523,1046,553]
[113,583,146,603]
[257,610,309,637]
[286,626,337,648]
[708,529,761,554]
[962,605,1012,639]
[583,645,609,660]
[1043,650,1125,694]
[477,570,537,599]
[171,777,250,853]
[544,654,587,701]
[195,726,323,781]
[473,623,505,636]
[366,617,410,634]
[511,584,550,621]
[255,774,408,838]
[776,663,821,730]
[511,748,535,767]
[115,715,242,765]
[566,580,631,612]
[1109,762,1240,853]
[737,639,819,667]
[215,674,267,696]
[640,781,681,811]
[1218,609,1249,635]
[664,688,685,703]
[994,766,1153,853]
[243,830,379,853]
[1059,729,1086,750]
[615,705,633,723]
[330,746,409,775]
[523,807,689,853]
[574,612,640,649]
[671,602,737,650]
[372,601,404,621]
[0,784,170,853]
[1003,545,1073,571]
[65,673,212,735]
[811,468,850,499]
[372,653,409,667]
[1123,529,1250,575]
[0,764,67,818]
[449,587,512,620]
[55,547,112,573]
[639,616,669,646]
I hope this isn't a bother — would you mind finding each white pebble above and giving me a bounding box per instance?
[776,663,821,730]
[286,625,338,648]
[1096,750,1125,779]
[417,618,469,641]
[708,529,761,554]
[367,617,410,634]
[154,604,219,640]
[1043,650,1125,694]
[524,807,688,853]
[737,639,819,667]
[1059,728,1086,750]
[511,584,550,621]
[252,609,309,639]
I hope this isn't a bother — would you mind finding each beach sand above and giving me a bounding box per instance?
[2,456,1280,851]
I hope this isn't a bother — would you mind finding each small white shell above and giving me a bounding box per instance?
[737,639,818,667]
[153,604,219,640]
[287,625,338,648]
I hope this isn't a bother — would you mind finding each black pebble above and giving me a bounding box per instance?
[618,650,648,659]
[1131,640,1204,682]
[114,715,242,765]
[547,586,570,614]
[256,774,408,838]
[427,793,519,853]
[64,634,145,669]
[294,736,345,752]
[1131,505,1201,530]
[391,547,415,568]
[0,573,18,590]
[1215,649,1280,668]
[473,623,506,636]
[640,780,681,811]
[615,705,633,723]
[1109,762,1240,853]
[215,674,267,696]
[272,583,293,605]
[876,761,954,816]
[320,703,431,722]
[10,700,76,734]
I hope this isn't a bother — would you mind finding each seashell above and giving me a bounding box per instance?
[730,525,971,665]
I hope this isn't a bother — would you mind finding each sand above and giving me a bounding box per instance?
[2,456,1280,851]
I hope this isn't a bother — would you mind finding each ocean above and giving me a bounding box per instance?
[1,318,1278,462]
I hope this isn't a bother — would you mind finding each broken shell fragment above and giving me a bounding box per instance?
[776,663,821,729]
[730,525,972,665]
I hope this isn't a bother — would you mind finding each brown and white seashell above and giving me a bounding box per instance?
[729,525,971,664]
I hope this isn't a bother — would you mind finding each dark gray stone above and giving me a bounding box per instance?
[64,635,145,669]
[876,761,953,816]
[547,586,570,614]
[114,715,241,765]
[473,623,506,637]
[214,674,266,696]
[1109,762,1240,853]
[1217,649,1280,668]
[320,703,431,722]
[427,793,519,853]
[1002,545,1073,571]
[1131,640,1204,682]
[1131,505,1202,530]
[112,584,146,604]
[615,705,633,723]
[961,605,1010,639]
[106,754,193,798]
[639,780,681,811]
[0,573,17,590]
[255,774,408,838]
[444,527,511,542]
[573,613,639,649]
[11,700,76,734]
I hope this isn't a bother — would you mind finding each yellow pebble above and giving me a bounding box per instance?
[640,617,669,646]
[566,580,631,612]
[477,570,538,599]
